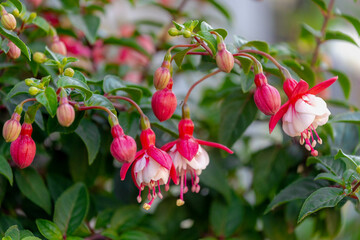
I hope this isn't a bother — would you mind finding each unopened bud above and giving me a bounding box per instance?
[27,12,37,22]
[254,74,281,115]
[7,41,21,59]
[357,165,360,175]
[182,30,191,38]
[29,86,40,95]
[12,9,19,18]
[25,78,34,86]
[1,11,16,30]
[153,61,171,90]
[50,36,67,56]
[151,79,177,122]
[215,42,234,73]
[33,52,47,63]
[168,27,180,36]
[64,68,74,77]
[56,97,75,127]
[110,124,137,163]
[2,113,21,142]
[10,123,36,168]
[283,78,298,98]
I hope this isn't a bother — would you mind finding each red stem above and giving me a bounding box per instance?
[194,36,213,57]
[106,95,144,115]
[19,98,37,107]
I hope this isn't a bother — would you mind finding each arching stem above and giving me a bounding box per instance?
[77,105,117,122]
[106,96,144,116]
[19,98,37,107]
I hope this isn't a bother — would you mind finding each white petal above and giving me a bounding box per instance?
[187,147,209,172]
[134,155,147,173]
[142,157,160,184]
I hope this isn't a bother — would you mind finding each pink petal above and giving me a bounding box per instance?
[170,164,178,185]
[307,76,338,95]
[120,149,145,180]
[147,146,172,170]
[290,80,309,99]
[177,138,199,161]
[196,139,233,154]
[269,101,290,133]
[160,140,178,152]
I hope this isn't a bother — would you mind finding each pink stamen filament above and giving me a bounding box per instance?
[180,174,184,201]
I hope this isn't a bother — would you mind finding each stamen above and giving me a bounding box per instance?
[176,199,185,206]
[143,197,155,211]
[157,181,163,199]
[299,137,305,145]
[305,144,311,151]
[318,138,323,144]
[311,140,316,148]
[152,186,157,198]
[137,187,142,203]
[191,185,196,192]
[147,190,151,201]
[311,150,318,156]
[196,185,200,193]
[184,186,188,194]
[180,174,184,201]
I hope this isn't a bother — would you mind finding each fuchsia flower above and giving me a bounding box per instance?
[151,78,177,122]
[59,36,91,58]
[10,123,36,168]
[161,118,233,206]
[269,77,338,156]
[110,124,137,163]
[120,126,177,210]
[253,73,281,115]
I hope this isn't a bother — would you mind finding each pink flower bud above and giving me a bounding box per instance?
[27,0,42,7]
[2,113,21,142]
[110,124,137,163]
[253,74,281,115]
[154,61,171,90]
[50,36,67,56]
[10,123,36,168]
[151,80,177,122]
[56,97,75,127]
[7,41,21,59]
[215,42,234,73]
[1,11,16,30]
[136,35,155,55]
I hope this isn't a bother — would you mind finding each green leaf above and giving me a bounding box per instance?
[172,20,185,30]
[265,177,327,213]
[75,118,100,165]
[32,16,50,33]
[8,0,23,12]
[174,47,194,68]
[314,173,344,185]
[56,76,92,100]
[334,149,360,170]
[53,183,89,235]
[0,156,12,185]
[312,0,327,11]
[340,14,360,36]
[36,87,58,117]
[325,31,358,47]
[283,60,315,86]
[4,225,20,240]
[85,94,115,113]
[197,31,217,55]
[219,89,257,147]
[15,168,52,214]
[301,23,321,38]
[22,237,41,240]
[36,219,63,240]
[234,56,252,74]
[328,69,351,99]
[103,37,149,57]
[110,206,144,232]
[103,75,143,103]
[68,14,100,44]
[307,156,346,176]
[1,38,9,53]
[242,40,269,53]
[119,231,149,240]
[240,71,255,93]
[298,187,345,222]
[206,0,231,21]
[212,28,228,39]
[0,27,31,60]
[4,81,27,99]
[19,230,34,238]
[330,112,360,124]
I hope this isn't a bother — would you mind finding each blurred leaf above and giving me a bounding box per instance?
[265,177,327,213]
[15,168,52,214]
[330,112,360,123]
[0,38,9,53]
[340,14,360,36]
[47,111,85,134]
[103,37,149,56]
[4,225,20,240]
[36,219,63,240]
[103,75,142,103]
[5,81,28,99]
[219,89,257,147]
[59,0,80,10]
[53,183,89,235]
[307,156,346,176]
[240,71,255,93]
[68,14,100,44]
[19,230,34,238]
[207,0,231,21]
[110,206,144,232]
[334,149,359,170]
[32,16,50,33]
[283,60,315,86]
[242,40,269,53]
[301,23,321,38]
[174,47,194,68]
[47,173,73,201]
[235,56,252,74]
[312,0,327,11]
[22,237,41,240]
[36,87,58,117]
[212,28,228,39]
[328,69,350,99]
[119,231,149,240]
[8,0,23,12]
[0,155,12,185]
[298,187,345,222]
[85,94,115,113]
[75,118,100,165]
[325,31,358,46]
[197,31,217,55]
[172,20,185,30]
[57,76,92,100]
[0,26,31,60]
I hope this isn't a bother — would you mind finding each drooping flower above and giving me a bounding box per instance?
[215,40,234,73]
[253,73,281,115]
[110,124,137,163]
[56,93,75,127]
[120,120,177,210]
[161,117,233,206]
[10,123,36,168]
[7,41,21,59]
[269,77,337,156]
[151,79,177,122]
[2,112,21,142]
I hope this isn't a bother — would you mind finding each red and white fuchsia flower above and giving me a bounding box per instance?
[161,116,233,206]
[269,77,337,156]
[120,118,177,210]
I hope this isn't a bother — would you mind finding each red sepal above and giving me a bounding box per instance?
[161,140,178,152]
[196,139,233,154]
[170,164,178,185]
[177,138,199,161]
[307,77,338,95]
[290,80,308,100]
[269,101,290,133]
[120,149,145,180]
[147,146,172,170]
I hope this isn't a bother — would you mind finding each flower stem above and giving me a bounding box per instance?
[168,44,199,52]
[183,69,221,106]
[194,36,213,57]
[77,105,117,120]
[19,98,37,107]
[106,96,144,116]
